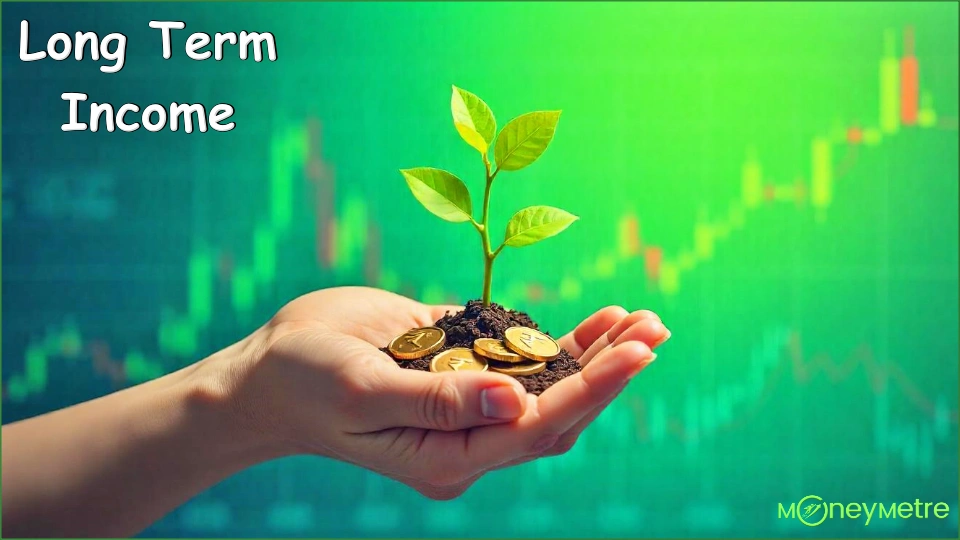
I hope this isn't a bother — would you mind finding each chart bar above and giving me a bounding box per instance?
[188,249,213,325]
[231,267,256,314]
[658,260,678,296]
[918,92,937,127]
[619,215,641,256]
[741,156,762,208]
[643,246,662,280]
[900,26,919,125]
[695,221,714,260]
[880,30,900,133]
[811,138,832,209]
[252,226,276,285]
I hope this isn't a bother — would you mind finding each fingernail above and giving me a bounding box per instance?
[481,386,524,419]
[653,328,672,347]
[626,353,656,377]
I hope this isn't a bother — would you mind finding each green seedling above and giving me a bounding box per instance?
[400,86,578,307]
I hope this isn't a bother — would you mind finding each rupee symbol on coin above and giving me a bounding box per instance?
[405,330,428,346]
[521,332,544,347]
[449,358,466,371]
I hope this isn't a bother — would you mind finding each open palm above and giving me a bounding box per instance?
[229,287,669,499]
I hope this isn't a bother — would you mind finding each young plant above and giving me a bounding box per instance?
[400,86,578,307]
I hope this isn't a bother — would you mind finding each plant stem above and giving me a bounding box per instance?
[480,156,495,306]
[481,251,493,306]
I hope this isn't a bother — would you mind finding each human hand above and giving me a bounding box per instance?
[207,286,670,499]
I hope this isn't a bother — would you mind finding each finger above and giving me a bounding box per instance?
[493,355,651,467]
[459,341,655,471]
[481,398,621,471]
[439,326,665,472]
[359,364,528,431]
[582,316,670,366]
[548,376,639,458]
[579,310,665,366]
[611,317,670,350]
[557,305,628,359]
[547,321,668,451]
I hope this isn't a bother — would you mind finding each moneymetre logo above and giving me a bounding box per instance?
[778,495,951,527]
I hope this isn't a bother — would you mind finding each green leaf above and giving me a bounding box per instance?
[494,111,561,171]
[400,167,473,223]
[451,86,497,156]
[503,205,578,247]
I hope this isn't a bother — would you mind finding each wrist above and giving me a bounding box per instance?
[174,339,295,467]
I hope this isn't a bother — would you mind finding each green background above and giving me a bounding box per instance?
[2,1,958,537]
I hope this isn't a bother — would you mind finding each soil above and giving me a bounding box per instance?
[385,300,580,395]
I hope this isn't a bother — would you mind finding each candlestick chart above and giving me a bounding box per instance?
[2,2,957,538]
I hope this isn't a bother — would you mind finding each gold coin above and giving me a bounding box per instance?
[503,326,561,362]
[387,327,446,360]
[430,348,489,373]
[473,338,524,363]
[488,359,546,377]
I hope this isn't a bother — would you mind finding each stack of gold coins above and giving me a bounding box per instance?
[492,326,561,376]
[386,325,561,377]
[472,337,543,375]
[463,327,563,377]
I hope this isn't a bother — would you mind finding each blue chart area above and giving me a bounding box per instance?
[2,3,959,538]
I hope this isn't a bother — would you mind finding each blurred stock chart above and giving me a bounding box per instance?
[2,2,958,537]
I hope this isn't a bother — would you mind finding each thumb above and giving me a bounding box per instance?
[366,365,528,431]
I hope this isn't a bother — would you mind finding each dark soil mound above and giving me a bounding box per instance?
[393,300,580,395]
